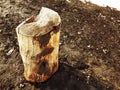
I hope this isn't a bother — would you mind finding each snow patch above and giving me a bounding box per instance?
[80,0,120,11]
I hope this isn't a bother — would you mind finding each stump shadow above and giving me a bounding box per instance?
[31,63,113,90]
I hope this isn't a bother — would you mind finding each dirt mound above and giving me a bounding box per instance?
[0,0,120,89]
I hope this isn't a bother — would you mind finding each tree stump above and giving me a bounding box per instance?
[16,7,61,82]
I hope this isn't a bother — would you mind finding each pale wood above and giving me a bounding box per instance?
[16,7,61,82]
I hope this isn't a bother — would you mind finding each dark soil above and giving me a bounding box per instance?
[0,0,120,90]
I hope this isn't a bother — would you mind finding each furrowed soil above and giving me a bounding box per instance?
[0,0,120,90]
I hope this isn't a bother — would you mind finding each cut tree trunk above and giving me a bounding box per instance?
[16,7,61,82]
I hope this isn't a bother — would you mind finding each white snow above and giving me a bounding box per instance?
[80,0,120,11]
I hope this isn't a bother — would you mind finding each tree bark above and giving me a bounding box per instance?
[16,7,61,82]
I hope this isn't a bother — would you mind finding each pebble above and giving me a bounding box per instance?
[6,47,14,56]
[87,45,91,48]
[103,49,108,54]
[117,20,120,22]
[59,43,62,45]
[63,35,67,38]
[96,48,99,50]
[77,19,79,22]
[103,25,106,27]
[0,29,2,33]
[77,31,81,35]
[19,83,25,88]
[66,0,71,3]
[87,75,90,84]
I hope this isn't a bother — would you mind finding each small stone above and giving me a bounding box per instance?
[103,49,108,54]
[66,0,71,3]
[0,29,2,32]
[90,53,93,56]
[87,75,90,84]
[70,40,74,43]
[6,47,14,56]
[103,25,106,27]
[59,43,62,45]
[77,31,81,34]
[111,17,114,20]
[77,19,79,22]
[19,83,25,88]
[96,48,99,50]
[63,35,67,38]
[117,20,120,22]
[87,45,91,48]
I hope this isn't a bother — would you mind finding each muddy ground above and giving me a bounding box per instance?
[0,0,120,90]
